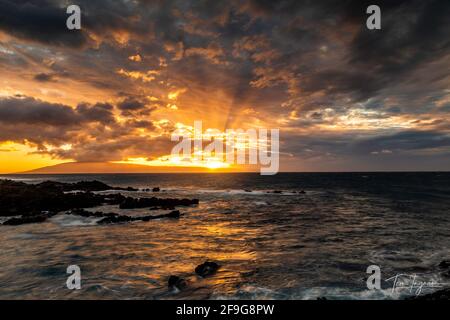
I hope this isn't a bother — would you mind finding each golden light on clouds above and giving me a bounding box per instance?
[128,54,142,62]
[168,88,187,100]
[0,0,448,173]
[117,69,159,82]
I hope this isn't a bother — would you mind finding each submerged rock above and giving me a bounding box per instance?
[141,210,181,221]
[439,260,450,269]
[165,210,181,218]
[195,261,220,277]
[67,208,118,218]
[37,180,137,192]
[98,210,181,224]
[168,275,187,290]
[149,205,175,210]
[152,187,161,192]
[97,215,133,224]
[119,197,199,209]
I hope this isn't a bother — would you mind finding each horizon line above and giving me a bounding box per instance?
[1,170,449,175]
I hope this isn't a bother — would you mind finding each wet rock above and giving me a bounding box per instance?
[244,189,252,193]
[119,197,199,209]
[0,179,126,218]
[195,261,220,277]
[67,208,118,219]
[37,180,137,192]
[268,190,282,194]
[152,187,160,192]
[97,215,133,224]
[0,179,190,226]
[439,260,450,269]
[3,214,48,226]
[168,275,187,290]
[298,190,306,194]
[98,210,181,224]
[141,210,181,221]
[166,210,180,218]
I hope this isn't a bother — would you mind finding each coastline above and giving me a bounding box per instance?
[1,174,449,300]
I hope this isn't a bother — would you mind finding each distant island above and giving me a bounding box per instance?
[16,162,231,174]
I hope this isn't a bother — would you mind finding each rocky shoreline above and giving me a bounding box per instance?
[0,179,198,225]
[1,179,448,300]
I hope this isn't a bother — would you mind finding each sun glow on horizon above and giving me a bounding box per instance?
[114,155,232,171]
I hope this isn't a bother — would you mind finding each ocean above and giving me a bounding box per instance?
[0,172,449,299]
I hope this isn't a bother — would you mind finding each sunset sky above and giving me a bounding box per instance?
[0,0,449,173]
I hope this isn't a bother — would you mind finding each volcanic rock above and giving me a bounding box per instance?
[195,261,220,277]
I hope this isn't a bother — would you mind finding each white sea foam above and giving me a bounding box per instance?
[50,213,100,227]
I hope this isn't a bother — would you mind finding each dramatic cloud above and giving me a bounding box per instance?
[0,0,449,170]
[0,0,89,47]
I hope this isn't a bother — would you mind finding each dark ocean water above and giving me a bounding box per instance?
[0,172,449,299]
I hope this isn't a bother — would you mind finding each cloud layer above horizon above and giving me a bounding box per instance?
[0,0,449,171]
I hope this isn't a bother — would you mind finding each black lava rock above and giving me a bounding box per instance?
[195,261,220,277]
[0,179,126,218]
[168,275,187,290]
[3,215,48,226]
[97,215,133,224]
[119,197,199,209]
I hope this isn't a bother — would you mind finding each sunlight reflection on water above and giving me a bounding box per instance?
[1,173,450,299]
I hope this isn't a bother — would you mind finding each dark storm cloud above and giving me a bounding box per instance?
[0,96,117,149]
[236,0,450,108]
[350,0,450,71]
[33,71,71,82]
[76,102,116,124]
[0,0,88,47]
[282,129,450,161]
[1,0,449,169]
[117,98,147,111]
[33,73,54,82]
[0,96,116,126]
[353,130,450,154]
[0,96,167,161]
[276,129,449,173]
[0,96,79,126]
[47,135,172,162]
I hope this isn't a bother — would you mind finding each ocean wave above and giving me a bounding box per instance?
[212,285,405,300]
[50,213,100,227]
